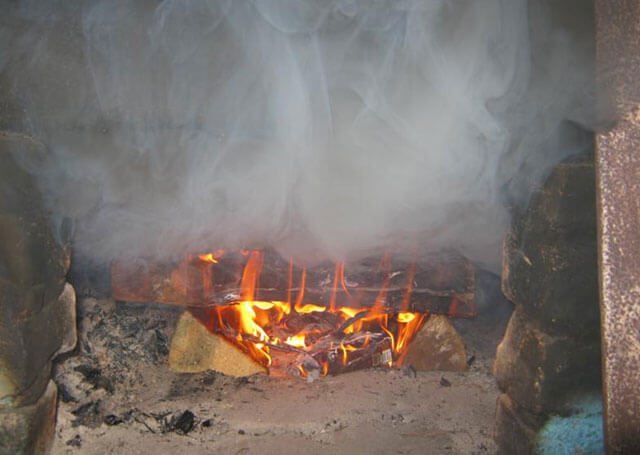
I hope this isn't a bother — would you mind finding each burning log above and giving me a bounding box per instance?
[169,300,469,379]
[290,332,394,380]
[169,309,403,380]
[111,249,476,317]
[283,310,342,335]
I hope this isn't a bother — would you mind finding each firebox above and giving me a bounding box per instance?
[109,248,474,379]
[2,1,637,454]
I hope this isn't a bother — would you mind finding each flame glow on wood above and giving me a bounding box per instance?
[195,249,427,377]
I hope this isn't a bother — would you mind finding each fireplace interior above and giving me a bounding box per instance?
[2,0,634,454]
[49,245,517,453]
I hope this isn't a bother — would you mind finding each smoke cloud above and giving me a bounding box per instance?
[0,0,594,270]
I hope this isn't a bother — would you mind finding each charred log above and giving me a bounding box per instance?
[111,249,475,317]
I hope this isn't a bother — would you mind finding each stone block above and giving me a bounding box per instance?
[0,282,77,408]
[169,311,267,377]
[56,283,78,356]
[401,315,468,372]
[0,214,65,307]
[494,393,545,455]
[501,157,599,338]
[0,380,57,455]
[0,134,74,408]
[493,306,601,414]
[0,134,66,299]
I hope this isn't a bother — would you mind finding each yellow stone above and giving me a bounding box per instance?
[401,315,468,372]
[168,311,267,377]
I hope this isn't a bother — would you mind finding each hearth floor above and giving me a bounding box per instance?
[51,298,503,454]
[53,369,497,454]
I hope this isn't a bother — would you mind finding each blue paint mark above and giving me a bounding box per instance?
[537,394,604,454]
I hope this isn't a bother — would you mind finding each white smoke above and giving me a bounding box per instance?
[0,0,594,270]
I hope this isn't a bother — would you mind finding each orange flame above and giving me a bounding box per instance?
[198,249,225,263]
[203,249,426,375]
[285,335,307,349]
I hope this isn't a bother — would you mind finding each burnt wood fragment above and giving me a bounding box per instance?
[289,332,393,378]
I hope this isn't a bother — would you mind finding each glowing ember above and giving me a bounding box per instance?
[197,249,225,263]
[196,249,427,378]
[285,335,307,349]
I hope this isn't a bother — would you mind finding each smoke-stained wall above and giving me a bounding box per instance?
[0,0,594,270]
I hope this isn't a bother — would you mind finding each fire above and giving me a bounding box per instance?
[397,312,416,323]
[285,335,307,349]
[198,249,225,263]
[296,303,327,313]
[196,249,427,378]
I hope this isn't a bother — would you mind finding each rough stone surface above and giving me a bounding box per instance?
[56,283,78,356]
[495,151,602,452]
[0,380,58,455]
[169,311,267,377]
[494,306,601,415]
[494,393,545,455]
[401,315,468,372]
[0,279,77,408]
[0,133,65,295]
[0,134,76,453]
[0,134,72,408]
[502,156,599,339]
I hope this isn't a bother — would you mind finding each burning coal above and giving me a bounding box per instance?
[0,1,594,270]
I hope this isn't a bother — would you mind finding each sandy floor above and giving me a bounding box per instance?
[52,368,498,454]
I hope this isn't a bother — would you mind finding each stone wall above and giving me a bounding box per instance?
[0,133,77,454]
[494,153,602,453]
